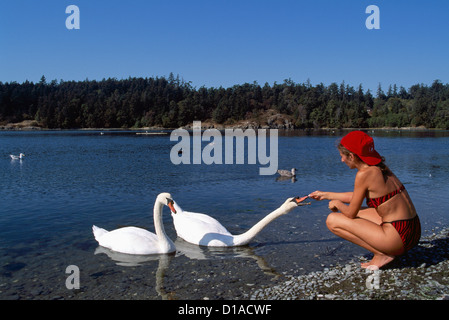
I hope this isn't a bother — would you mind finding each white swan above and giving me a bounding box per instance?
[92,192,177,255]
[277,168,296,177]
[169,196,309,247]
[10,153,25,160]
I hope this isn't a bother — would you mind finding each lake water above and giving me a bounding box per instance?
[1,129,448,300]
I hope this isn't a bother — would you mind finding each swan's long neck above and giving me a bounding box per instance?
[154,198,175,252]
[232,205,292,246]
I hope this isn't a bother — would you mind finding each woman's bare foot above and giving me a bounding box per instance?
[361,253,395,269]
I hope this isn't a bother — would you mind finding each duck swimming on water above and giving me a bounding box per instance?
[277,168,296,177]
[10,153,25,160]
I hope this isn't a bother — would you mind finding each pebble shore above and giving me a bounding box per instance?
[249,227,449,300]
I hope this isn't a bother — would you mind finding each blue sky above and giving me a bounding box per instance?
[1,0,448,93]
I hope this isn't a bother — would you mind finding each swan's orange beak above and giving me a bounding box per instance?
[167,199,177,214]
[292,196,310,206]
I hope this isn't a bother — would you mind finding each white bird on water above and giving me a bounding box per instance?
[92,192,177,255]
[277,168,296,177]
[10,153,25,160]
[169,196,309,247]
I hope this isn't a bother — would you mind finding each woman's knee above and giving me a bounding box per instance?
[326,212,341,232]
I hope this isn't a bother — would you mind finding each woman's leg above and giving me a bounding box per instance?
[326,210,404,268]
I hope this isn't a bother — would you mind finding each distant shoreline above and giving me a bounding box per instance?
[0,119,445,132]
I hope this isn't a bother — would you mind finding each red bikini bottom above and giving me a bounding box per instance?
[382,215,421,252]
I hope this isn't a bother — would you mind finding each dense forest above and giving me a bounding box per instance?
[1,73,448,130]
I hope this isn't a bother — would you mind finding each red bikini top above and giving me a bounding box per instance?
[366,185,405,209]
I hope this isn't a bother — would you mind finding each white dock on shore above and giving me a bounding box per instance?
[136,131,168,135]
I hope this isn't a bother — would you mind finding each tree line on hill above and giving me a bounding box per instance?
[1,73,448,129]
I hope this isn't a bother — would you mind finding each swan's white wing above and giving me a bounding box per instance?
[185,211,229,230]
[172,211,233,245]
[171,201,231,236]
[96,226,161,255]
[182,211,231,235]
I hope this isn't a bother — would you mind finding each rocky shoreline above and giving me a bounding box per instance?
[249,227,449,300]
[0,118,438,132]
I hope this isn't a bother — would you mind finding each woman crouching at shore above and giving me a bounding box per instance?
[309,131,421,269]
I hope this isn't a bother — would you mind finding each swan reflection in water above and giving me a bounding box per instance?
[94,246,175,299]
[94,238,281,299]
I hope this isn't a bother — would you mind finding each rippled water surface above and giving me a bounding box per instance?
[1,129,448,299]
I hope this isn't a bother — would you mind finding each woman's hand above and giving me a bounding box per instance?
[328,200,342,212]
[308,191,327,201]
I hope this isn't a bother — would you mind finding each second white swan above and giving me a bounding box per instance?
[92,192,177,255]
[170,196,309,247]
